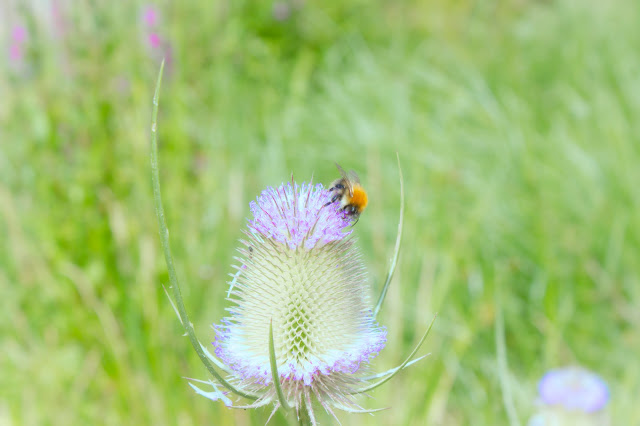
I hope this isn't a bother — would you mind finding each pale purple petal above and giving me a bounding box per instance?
[247,182,352,250]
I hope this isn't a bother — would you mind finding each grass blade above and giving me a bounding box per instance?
[496,284,521,426]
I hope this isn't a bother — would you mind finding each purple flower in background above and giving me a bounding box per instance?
[9,44,23,61]
[538,367,609,413]
[143,6,159,27]
[8,25,28,62]
[52,0,66,37]
[12,26,27,44]
[141,5,170,61]
[141,5,161,49]
[148,33,161,49]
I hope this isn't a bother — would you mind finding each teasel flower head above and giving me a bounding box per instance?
[185,176,434,423]
[203,182,381,414]
[185,176,434,424]
[217,181,385,379]
[150,63,433,425]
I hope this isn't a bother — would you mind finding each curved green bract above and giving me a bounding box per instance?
[373,153,405,318]
[269,320,291,411]
[354,314,436,394]
[150,59,257,401]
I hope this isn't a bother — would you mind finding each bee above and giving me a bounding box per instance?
[326,163,368,223]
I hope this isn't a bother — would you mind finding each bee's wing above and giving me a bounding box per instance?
[335,163,354,196]
[347,169,361,184]
[335,163,349,179]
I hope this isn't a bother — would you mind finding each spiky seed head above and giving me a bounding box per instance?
[213,181,386,413]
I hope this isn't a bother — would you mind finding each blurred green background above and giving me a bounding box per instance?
[1,0,639,424]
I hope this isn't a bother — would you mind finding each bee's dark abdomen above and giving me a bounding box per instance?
[345,205,357,215]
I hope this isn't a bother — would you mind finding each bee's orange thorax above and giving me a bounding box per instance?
[350,186,368,211]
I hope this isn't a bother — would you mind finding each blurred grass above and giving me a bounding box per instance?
[1,0,640,424]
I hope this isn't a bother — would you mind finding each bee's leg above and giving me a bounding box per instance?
[324,194,341,206]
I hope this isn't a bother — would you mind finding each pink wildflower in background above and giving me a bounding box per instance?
[12,26,27,44]
[141,4,162,49]
[148,33,161,49]
[51,0,66,37]
[9,44,22,61]
[140,4,171,66]
[9,25,28,62]
[143,6,158,27]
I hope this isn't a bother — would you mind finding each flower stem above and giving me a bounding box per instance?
[298,397,312,426]
[150,59,256,401]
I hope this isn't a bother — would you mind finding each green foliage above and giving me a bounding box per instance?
[1,0,639,424]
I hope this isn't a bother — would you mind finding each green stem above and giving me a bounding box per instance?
[150,60,257,401]
[298,397,312,426]
[495,281,521,426]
